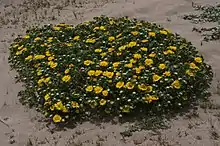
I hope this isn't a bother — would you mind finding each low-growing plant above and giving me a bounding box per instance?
[8,16,213,123]
[183,2,220,42]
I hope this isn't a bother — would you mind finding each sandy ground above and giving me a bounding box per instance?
[1,0,220,145]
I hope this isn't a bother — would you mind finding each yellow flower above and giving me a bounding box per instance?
[48,61,57,69]
[131,31,139,36]
[141,39,148,43]
[160,30,168,35]
[144,95,159,103]
[50,106,54,111]
[164,50,174,55]
[138,84,148,91]
[149,32,156,37]
[108,36,115,42]
[100,52,107,57]
[15,51,21,55]
[145,58,153,66]
[118,45,126,51]
[122,105,130,113]
[34,37,41,41]
[146,86,153,93]
[116,81,124,88]
[34,63,40,68]
[163,71,171,77]
[62,75,71,82]
[106,72,114,78]
[38,78,44,86]
[48,56,54,61]
[53,114,62,123]
[65,69,70,74]
[168,46,177,51]
[94,86,103,94]
[86,85,93,92]
[84,60,93,66]
[100,99,107,106]
[171,80,181,89]
[128,41,137,48]
[95,49,102,53]
[126,82,135,90]
[71,101,79,108]
[135,67,142,74]
[73,36,80,41]
[130,59,137,64]
[102,90,108,96]
[117,52,122,56]
[153,74,162,82]
[94,26,100,30]
[116,33,122,38]
[139,65,145,70]
[185,70,194,76]
[124,63,133,68]
[113,62,120,68]
[95,70,103,76]
[69,64,74,68]
[116,72,121,76]
[189,63,199,69]
[108,48,114,52]
[44,94,50,101]
[53,26,61,31]
[62,106,68,113]
[37,70,42,76]
[149,53,156,57]
[34,55,45,60]
[44,77,51,83]
[88,70,95,76]
[99,26,105,30]
[66,43,73,47]
[99,61,109,67]
[54,101,64,110]
[23,35,30,39]
[133,53,142,59]
[25,55,33,61]
[140,47,148,51]
[159,64,166,70]
[45,51,51,56]
[86,38,96,43]
[194,57,202,63]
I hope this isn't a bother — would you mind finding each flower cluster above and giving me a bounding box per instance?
[8,16,213,123]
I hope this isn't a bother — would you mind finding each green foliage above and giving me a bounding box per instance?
[8,16,213,123]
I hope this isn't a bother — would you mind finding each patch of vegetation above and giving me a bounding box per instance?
[183,2,220,42]
[8,16,213,124]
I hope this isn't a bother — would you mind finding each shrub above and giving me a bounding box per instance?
[8,16,213,123]
[183,2,220,42]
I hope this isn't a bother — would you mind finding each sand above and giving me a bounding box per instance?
[0,0,220,145]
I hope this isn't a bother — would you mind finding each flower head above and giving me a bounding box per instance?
[171,80,181,89]
[194,57,202,63]
[133,53,142,59]
[145,59,153,66]
[62,75,71,82]
[116,81,124,88]
[99,61,109,67]
[86,85,93,92]
[128,41,137,48]
[159,64,166,70]
[53,114,62,123]
[153,74,162,82]
[94,86,103,94]
[126,82,135,90]
[100,99,107,106]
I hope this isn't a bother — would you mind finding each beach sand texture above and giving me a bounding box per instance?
[0,0,220,145]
